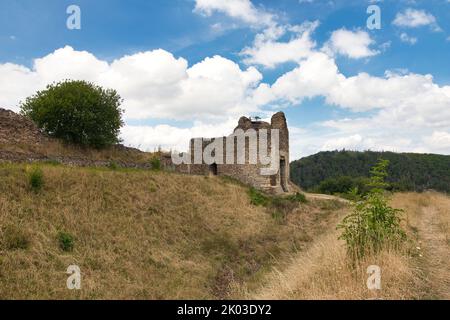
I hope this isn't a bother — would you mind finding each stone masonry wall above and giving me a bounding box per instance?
[173,111,290,194]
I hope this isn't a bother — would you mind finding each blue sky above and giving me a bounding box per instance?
[1,0,450,159]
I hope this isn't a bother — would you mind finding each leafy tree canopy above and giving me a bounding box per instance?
[20,80,124,149]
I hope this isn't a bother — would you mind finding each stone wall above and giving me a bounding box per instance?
[173,111,291,194]
[0,149,152,169]
[0,108,49,146]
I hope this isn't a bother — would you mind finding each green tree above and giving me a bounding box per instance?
[367,158,390,191]
[337,159,406,261]
[20,80,124,148]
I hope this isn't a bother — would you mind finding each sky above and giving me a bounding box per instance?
[1,0,450,160]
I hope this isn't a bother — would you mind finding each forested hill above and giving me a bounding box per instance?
[290,150,450,194]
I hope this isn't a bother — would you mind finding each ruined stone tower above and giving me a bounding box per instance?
[174,112,290,194]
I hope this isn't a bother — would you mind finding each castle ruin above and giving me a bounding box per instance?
[172,112,290,194]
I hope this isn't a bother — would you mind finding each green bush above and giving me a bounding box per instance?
[269,194,307,224]
[58,231,75,252]
[2,226,30,250]
[28,166,44,192]
[108,161,119,170]
[248,187,270,207]
[286,192,307,204]
[317,176,370,196]
[248,188,305,223]
[43,159,62,166]
[20,80,124,149]
[337,159,406,261]
[150,156,161,171]
[339,187,363,202]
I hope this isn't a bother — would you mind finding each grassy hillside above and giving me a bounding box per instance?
[0,163,345,299]
[291,150,450,193]
[0,108,154,166]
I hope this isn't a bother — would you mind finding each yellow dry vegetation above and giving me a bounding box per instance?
[0,163,345,299]
[245,192,449,300]
[1,162,448,300]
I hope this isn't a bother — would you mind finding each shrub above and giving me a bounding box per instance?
[58,231,75,252]
[317,176,371,195]
[20,80,124,149]
[150,156,161,171]
[248,187,270,207]
[269,195,303,224]
[43,159,62,166]
[249,188,306,221]
[318,176,354,195]
[28,166,44,192]
[108,161,119,170]
[339,187,363,202]
[338,159,406,261]
[286,192,307,204]
[1,226,30,250]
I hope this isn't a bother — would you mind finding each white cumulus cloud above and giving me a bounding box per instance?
[393,8,441,31]
[423,131,450,154]
[324,28,379,59]
[1,38,449,158]
[0,46,263,122]
[194,0,275,28]
[260,52,450,120]
[240,21,319,68]
[121,119,238,153]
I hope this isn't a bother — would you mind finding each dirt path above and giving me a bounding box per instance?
[304,192,350,203]
[415,205,450,299]
[249,192,449,300]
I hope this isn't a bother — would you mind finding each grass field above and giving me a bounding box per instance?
[1,163,448,299]
[0,163,346,299]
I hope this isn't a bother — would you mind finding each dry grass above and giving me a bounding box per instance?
[2,164,447,300]
[0,163,342,299]
[244,192,449,300]
[245,231,422,300]
[392,192,450,299]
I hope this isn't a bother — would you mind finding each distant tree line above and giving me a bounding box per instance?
[290,150,450,195]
